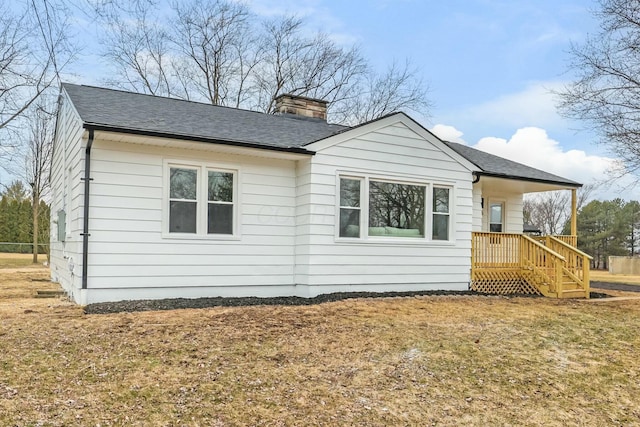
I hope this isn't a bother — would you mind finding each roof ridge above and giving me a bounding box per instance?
[61,82,348,127]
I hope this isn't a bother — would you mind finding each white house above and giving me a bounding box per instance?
[50,84,588,304]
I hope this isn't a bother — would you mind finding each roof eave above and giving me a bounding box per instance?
[475,171,582,188]
[82,123,316,156]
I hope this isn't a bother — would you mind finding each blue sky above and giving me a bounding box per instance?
[242,0,628,197]
[63,0,634,197]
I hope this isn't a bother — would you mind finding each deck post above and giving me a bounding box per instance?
[571,188,577,238]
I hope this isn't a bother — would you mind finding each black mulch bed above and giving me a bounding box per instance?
[590,291,611,299]
[83,289,612,315]
[591,281,640,293]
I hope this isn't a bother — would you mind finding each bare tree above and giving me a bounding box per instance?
[524,184,596,235]
[0,0,75,171]
[25,102,55,263]
[524,191,570,235]
[255,16,368,115]
[172,0,254,106]
[558,0,640,178]
[100,1,175,97]
[5,99,56,263]
[336,60,431,125]
[0,1,74,128]
[90,4,430,124]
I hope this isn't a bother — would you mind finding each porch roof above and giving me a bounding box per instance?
[443,141,581,188]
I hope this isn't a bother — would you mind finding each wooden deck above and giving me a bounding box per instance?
[471,232,591,298]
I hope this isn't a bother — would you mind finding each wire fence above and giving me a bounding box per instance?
[0,242,50,254]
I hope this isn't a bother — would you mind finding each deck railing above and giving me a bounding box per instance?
[471,232,589,298]
[554,235,578,247]
[471,232,521,268]
[533,235,577,247]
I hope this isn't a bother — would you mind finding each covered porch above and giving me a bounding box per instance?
[442,140,590,298]
[470,179,591,299]
[471,232,591,298]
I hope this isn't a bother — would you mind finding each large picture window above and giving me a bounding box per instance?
[369,181,425,238]
[166,162,237,237]
[338,175,452,241]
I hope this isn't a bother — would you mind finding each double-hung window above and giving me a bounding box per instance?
[169,167,198,233]
[432,187,450,240]
[339,178,362,238]
[167,162,237,237]
[337,174,452,242]
[207,171,234,234]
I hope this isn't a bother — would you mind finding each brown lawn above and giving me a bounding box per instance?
[1,258,640,426]
[0,252,45,269]
[591,269,640,285]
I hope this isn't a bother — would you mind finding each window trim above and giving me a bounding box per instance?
[338,176,363,239]
[432,186,451,241]
[163,159,241,240]
[335,172,455,244]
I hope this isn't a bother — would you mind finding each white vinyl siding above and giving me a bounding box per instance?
[480,190,523,234]
[296,119,474,294]
[53,111,477,303]
[472,185,483,232]
[49,90,86,301]
[79,140,297,303]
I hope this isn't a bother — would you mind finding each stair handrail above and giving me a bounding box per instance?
[521,235,566,295]
[546,235,592,298]
[522,235,566,260]
[546,235,593,260]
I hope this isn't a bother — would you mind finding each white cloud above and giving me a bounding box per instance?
[471,127,634,198]
[430,124,466,143]
[430,123,637,199]
[431,80,578,148]
[462,81,566,130]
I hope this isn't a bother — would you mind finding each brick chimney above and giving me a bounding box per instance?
[274,94,327,121]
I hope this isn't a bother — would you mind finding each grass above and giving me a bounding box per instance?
[591,269,640,285]
[0,252,45,269]
[2,265,640,425]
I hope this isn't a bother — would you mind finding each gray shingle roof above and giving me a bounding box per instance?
[62,83,580,187]
[443,141,581,187]
[62,83,348,152]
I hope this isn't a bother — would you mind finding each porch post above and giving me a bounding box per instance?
[571,188,577,237]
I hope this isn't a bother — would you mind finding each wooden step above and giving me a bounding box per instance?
[562,282,581,290]
[35,290,65,298]
[559,288,587,299]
